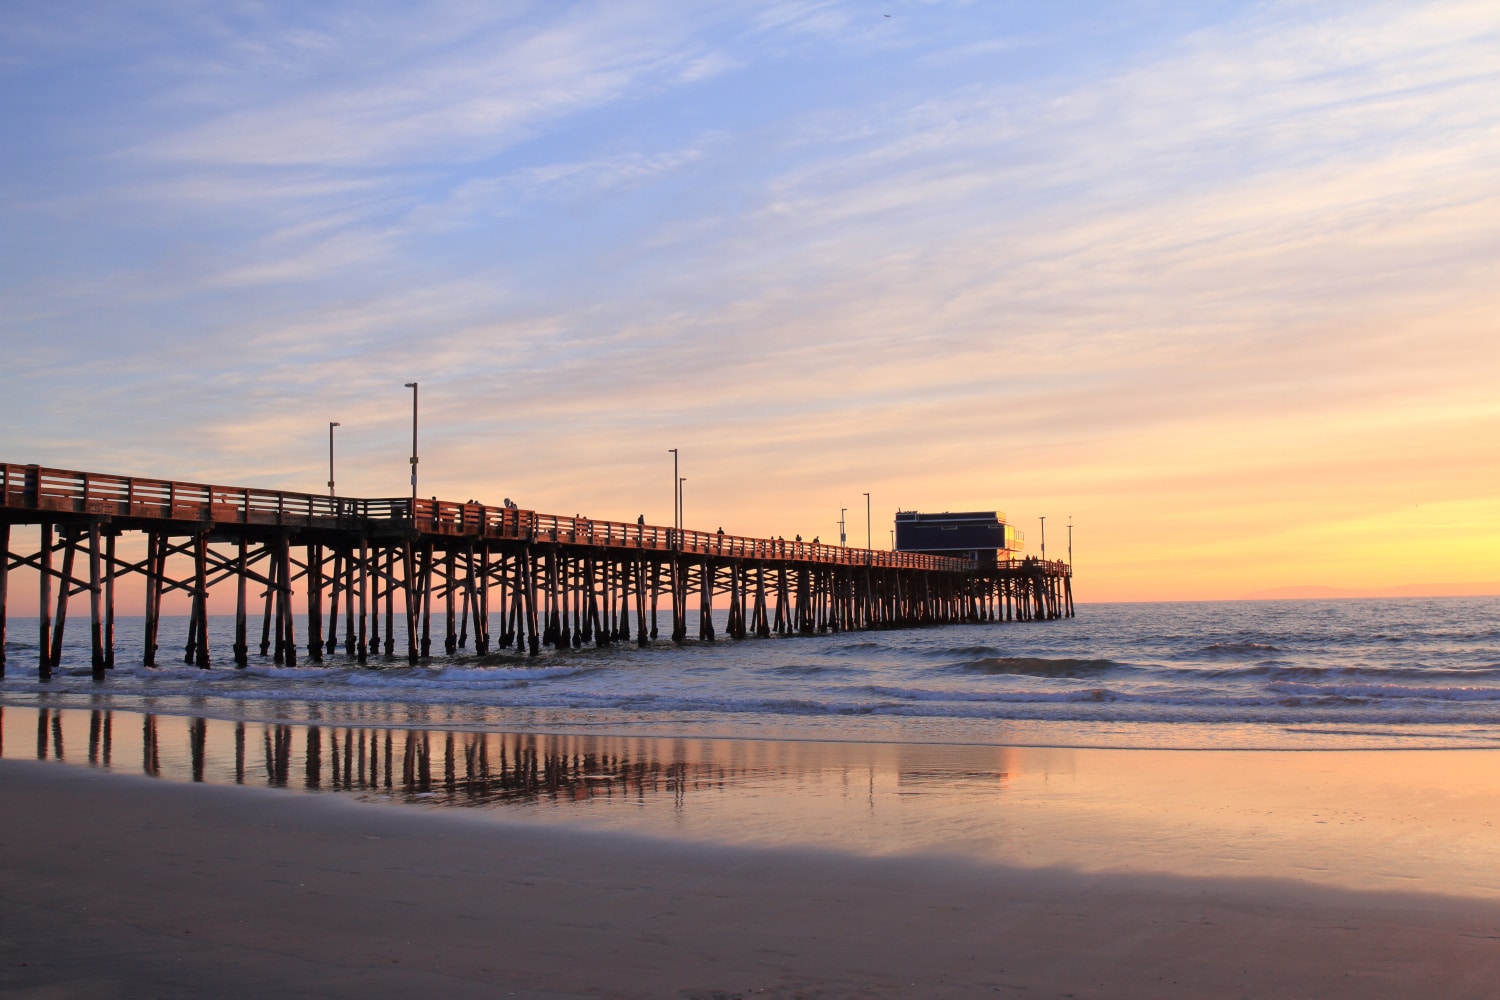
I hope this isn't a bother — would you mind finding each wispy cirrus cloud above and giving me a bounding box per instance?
[134,5,735,170]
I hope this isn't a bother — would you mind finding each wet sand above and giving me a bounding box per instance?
[4,757,1500,999]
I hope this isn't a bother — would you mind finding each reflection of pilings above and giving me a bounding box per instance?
[6,710,769,811]
[88,710,102,764]
[306,726,321,789]
[264,725,293,786]
[189,716,207,781]
[142,713,159,776]
[235,722,245,784]
[384,730,393,789]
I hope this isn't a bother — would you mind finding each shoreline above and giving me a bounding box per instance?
[14,692,1500,755]
[8,690,1500,752]
[5,756,1500,998]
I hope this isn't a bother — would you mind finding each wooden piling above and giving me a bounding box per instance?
[385,546,397,656]
[0,522,8,678]
[306,542,323,664]
[103,531,116,669]
[420,544,434,658]
[280,535,295,667]
[261,544,277,659]
[193,531,211,668]
[142,532,162,667]
[88,521,104,677]
[326,549,343,654]
[522,546,540,656]
[402,540,420,664]
[444,546,457,655]
[355,535,367,665]
[367,544,381,657]
[47,525,78,672]
[343,546,358,657]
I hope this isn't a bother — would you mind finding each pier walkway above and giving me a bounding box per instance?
[1,463,1072,679]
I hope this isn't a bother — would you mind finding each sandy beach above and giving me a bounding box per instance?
[5,751,1500,999]
[9,0,1500,993]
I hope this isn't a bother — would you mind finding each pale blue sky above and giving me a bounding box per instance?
[4,1,1498,597]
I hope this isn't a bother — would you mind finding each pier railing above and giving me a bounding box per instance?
[0,463,1044,574]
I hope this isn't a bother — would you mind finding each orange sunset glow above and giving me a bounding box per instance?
[3,3,1498,604]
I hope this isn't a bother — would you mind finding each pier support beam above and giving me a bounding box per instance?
[0,523,8,678]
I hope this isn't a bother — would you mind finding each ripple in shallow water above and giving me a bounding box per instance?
[962,656,1119,678]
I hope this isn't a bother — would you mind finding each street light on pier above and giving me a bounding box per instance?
[668,448,679,533]
[1068,516,1073,569]
[327,421,341,498]
[840,508,847,547]
[403,382,418,501]
[1040,515,1046,562]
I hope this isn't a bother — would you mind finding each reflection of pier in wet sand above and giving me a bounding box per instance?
[15,705,766,808]
[11,705,1025,835]
[11,703,1500,906]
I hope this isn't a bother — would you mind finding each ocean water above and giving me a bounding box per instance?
[2,597,1498,749]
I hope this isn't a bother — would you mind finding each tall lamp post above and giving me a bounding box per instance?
[1068,516,1073,568]
[327,421,341,497]
[864,492,871,550]
[403,382,418,501]
[839,508,847,547]
[1040,515,1047,562]
[668,449,679,535]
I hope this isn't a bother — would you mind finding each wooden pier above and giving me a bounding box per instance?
[0,463,1073,679]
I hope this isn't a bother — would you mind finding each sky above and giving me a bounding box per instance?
[3,0,1498,603]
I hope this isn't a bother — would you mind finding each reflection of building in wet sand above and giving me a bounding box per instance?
[12,706,749,809]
